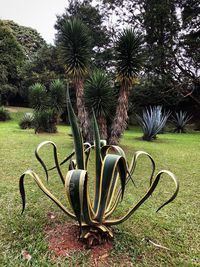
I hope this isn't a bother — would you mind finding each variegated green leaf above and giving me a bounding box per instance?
[95,154,127,223]
[66,85,85,169]
[19,170,75,219]
[65,170,95,226]
[93,110,103,212]
[35,141,65,184]
[106,170,179,225]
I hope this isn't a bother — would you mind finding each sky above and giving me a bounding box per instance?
[1,0,69,44]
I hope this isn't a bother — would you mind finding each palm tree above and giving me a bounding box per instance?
[58,18,91,140]
[85,70,115,140]
[109,29,143,144]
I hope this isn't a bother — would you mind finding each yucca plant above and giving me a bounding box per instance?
[33,110,57,133]
[19,89,179,245]
[171,110,192,133]
[58,18,91,140]
[29,83,47,111]
[110,29,143,144]
[19,112,34,129]
[85,69,115,140]
[48,79,65,123]
[136,106,170,141]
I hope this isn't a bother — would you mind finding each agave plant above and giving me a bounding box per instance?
[171,110,192,133]
[19,90,179,245]
[137,106,170,141]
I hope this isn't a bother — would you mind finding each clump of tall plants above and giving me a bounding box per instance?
[19,89,179,246]
[171,110,192,133]
[0,106,11,121]
[29,79,65,133]
[137,106,170,141]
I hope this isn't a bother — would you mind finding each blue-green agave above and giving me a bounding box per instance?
[171,110,192,133]
[136,106,170,141]
[19,90,179,244]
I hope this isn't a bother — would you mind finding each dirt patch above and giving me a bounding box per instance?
[45,222,113,265]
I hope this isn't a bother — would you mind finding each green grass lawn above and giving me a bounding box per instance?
[0,108,199,266]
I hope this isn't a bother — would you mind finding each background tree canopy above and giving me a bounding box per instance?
[0,0,199,123]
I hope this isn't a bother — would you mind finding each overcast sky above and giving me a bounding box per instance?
[1,0,69,44]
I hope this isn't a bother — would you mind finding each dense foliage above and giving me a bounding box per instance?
[0,20,25,105]
[0,19,47,106]
[3,20,46,60]
[1,0,199,135]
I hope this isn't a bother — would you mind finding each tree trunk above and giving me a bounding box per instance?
[74,79,91,141]
[97,116,107,140]
[109,83,129,144]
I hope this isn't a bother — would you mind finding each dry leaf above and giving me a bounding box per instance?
[21,250,32,262]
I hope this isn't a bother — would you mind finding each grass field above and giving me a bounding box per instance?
[0,107,199,266]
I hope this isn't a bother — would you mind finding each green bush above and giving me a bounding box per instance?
[0,106,11,121]
[19,112,34,129]
[33,110,57,133]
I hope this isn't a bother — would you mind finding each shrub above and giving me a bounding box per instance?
[0,106,11,121]
[19,90,179,246]
[29,83,47,111]
[19,113,34,129]
[33,110,57,133]
[136,106,170,141]
[171,110,192,133]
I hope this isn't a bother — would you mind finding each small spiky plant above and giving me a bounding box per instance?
[19,90,179,245]
[171,110,192,133]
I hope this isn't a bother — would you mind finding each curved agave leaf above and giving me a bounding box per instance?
[105,151,156,219]
[68,159,76,170]
[66,86,85,169]
[106,170,179,226]
[65,170,95,226]
[128,151,155,184]
[100,144,132,209]
[19,170,75,219]
[48,143,93,171]
[95,154,127,223]
[84,142,93,169]
[35,141,65,185]
[101,145,127,161]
